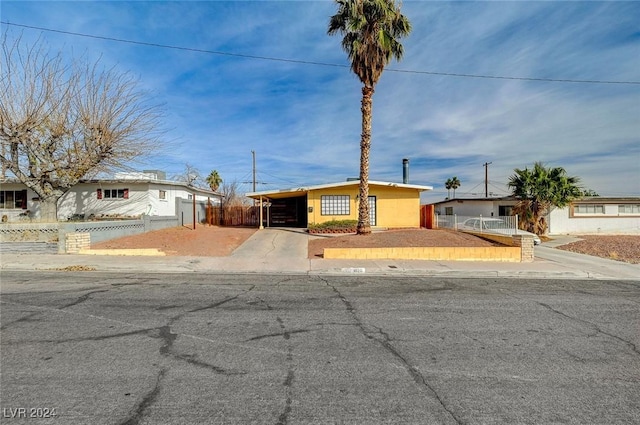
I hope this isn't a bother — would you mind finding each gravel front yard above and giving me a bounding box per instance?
[90,226,640,264]
[555,235,640,264]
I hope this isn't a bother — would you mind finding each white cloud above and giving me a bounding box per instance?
[2,0,638,199]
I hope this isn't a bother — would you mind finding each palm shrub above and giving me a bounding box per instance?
[508,162,582,235]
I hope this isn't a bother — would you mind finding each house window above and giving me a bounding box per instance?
[97,188,129,200]
[445,207,453,215]
[159,190,167,200]
[499,205,513,216]
[619,204,640,214]
[368,196,377,226]
[0,190,28,209]
[321,195,350,215]
[574,204,604,214]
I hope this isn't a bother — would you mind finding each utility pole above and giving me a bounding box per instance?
[251,150,256,193]
[483,162,492,198]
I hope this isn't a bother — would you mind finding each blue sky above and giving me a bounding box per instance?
[2,0,639,202]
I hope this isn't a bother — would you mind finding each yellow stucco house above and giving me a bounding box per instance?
[246,180,432,228]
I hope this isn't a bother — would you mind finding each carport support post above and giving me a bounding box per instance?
[259,195,264,229]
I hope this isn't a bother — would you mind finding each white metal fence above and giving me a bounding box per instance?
[435,215,520,234]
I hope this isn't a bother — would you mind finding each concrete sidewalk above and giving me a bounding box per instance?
[1,228,638,280]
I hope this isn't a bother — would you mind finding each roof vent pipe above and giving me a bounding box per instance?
[402,158,409,184]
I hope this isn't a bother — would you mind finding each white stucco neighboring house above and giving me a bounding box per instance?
[547,197,640,235]
[429,196,640,235]
[431,196,519,218]
[0,170,221,221]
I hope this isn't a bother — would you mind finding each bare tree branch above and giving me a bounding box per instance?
[0,31,165,220]
[171,163,208,188]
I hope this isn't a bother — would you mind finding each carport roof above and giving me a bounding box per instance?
[246,180,433,200]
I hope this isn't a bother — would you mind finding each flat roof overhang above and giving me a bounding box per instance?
[245,180,433,200]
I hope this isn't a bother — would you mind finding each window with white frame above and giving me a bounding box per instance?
[321,195,350,215]
[574,204,604,214]
[618,204,640,214]
[159,190,167,200]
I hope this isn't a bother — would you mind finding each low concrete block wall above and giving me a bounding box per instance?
[61,220,145,244]
[461,230,536,262]
[78,248,165,256]
[323,246,522,262]
[0,223,59,242]
[65,232,91,254]
[3,216,180,253]
[463,232,514,247]
[512,234,535,262]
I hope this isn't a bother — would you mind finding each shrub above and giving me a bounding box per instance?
[308,220,357,231]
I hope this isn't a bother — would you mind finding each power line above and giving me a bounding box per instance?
[3,21,639,86]
[389,68,640,85]
[2,21,347,69]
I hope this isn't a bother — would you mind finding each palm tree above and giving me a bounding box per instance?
[445,178,453,199]
[328,0,411,235]
[206,170,223,191]
[450,176,461,198]
[508,162,582,235]
[580,188,599,197]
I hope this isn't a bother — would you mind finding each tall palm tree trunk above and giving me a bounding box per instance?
[357,85,374,235]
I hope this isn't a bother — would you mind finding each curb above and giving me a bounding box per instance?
[77,248,166,256]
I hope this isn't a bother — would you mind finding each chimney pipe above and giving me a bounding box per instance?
[402,158,409,184]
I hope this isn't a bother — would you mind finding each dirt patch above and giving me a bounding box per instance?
[556,235,640,264]
[91,226,257,257]
[308,228,501,258]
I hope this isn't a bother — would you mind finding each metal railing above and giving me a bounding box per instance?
[435,215,519,234]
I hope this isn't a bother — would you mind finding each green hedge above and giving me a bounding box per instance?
[308,220,357,230]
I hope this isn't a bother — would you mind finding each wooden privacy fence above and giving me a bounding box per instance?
[208,206,260,227]
[420,204,435,229]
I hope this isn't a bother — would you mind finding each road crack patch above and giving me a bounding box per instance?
[153,285,256,375]
[0,311,42,330]
[188,286,255,313]
[174,353,246,375]
[319,276,463,425]
[538,302,639,356]
[245,328,312,342]
[59,289,110,309]
[275,316,295,425]
[118,368,166,425]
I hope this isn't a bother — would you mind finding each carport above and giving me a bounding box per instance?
[247,188,309,228]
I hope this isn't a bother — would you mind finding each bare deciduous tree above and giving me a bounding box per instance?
[0,33,163,221]
[171,163,207,189]
[219,179,251,208]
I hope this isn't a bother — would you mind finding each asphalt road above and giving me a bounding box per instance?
[1,272,639,424]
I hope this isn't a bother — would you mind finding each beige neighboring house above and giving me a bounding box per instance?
[429,196,640,235]
[0,170,221,222]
